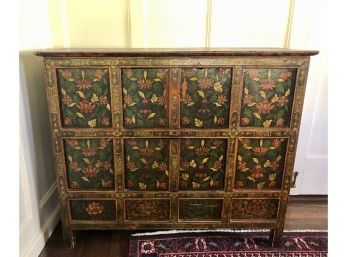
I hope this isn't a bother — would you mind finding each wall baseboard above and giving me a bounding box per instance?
[22,204,60,257]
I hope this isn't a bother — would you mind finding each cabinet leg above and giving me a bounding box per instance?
[63,228,76,249]
[269,228,282,247]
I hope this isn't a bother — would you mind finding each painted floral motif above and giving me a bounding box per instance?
[64,138,114,190]
[234,138,287,190]
[57,68,112,128]
[180,68,232,128]
[122,69,169,128]
[70,200,116,221]
[179,199,223,220]
[124,139,169,191]
[179,139,227,190]
[125,199,170,221]
[231,199,278,219]
[240,68,296,127]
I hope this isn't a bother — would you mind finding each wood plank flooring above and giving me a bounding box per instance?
[38,196,327,257]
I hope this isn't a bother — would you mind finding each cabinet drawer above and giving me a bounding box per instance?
[125,199,171,222]
[70,199,116,221]
[230,198,279,220]
[179,198,223,222]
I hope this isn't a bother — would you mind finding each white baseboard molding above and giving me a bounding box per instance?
[22,204,60,257]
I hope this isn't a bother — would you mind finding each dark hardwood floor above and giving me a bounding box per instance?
[38,196,327,257]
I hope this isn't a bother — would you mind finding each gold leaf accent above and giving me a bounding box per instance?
[61,88,66,96]
[244,87,249,94]
[123,88,128,95]
[264,160,271,167]
[276,155,282,162]
[155,147,162,151]
[132,115,136,124]
[87,140,90,147]
[219,155,224,161]
[260,139,263,147]
[76,91,85,99]
[257,182,265,189]
[151,94,158,103]
[252,158,259,164]
[197,91,205,98]
[253,113,261,119]
[127,155,130,161]
[152,161,159,169]
[263,120,272,127]
[106,104,111,110]
[269,173,277,181]
[238,155,242,161]
[153,78,161,82]
[68,103,76,107]
[132,146,140,150]
[188,146,195,150]
[140,158,147,165]
[202,158,209,164]
[82,158,90,164]
[138,91,145,99]
[214,82,223,92]
[210,168,218,172]
[194,118,203,127]
[285,89,290,97]
[201,139,205,147]
[259,91,266,98]
[148,113,156,119]
[203,176,211,182]
[213,115,218,124]
[76,112,84,119]
[189,160,197,168]
[204,69,208,78]
[144,70,147,80]
[145,140,149,148]
[130,77,137,81]
[91,93,98,102]
[68,155,73,162]
[190,77,198,81]
[278,78,285,83]
[214,102,222,107]
[81,177,90,182]
[88,119,97,128]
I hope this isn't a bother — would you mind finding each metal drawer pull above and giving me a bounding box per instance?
[291,171,299,188]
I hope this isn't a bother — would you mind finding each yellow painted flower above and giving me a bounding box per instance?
[91,93,99,103]
[192,182,200,189]
[139,183,147,190]
[189,160,197,168]
[151,94,158,103]
[263,120,273,128]
[213,82,223,92]
[181,173,189,181]
[152,161,159,169]
[271,94,279,103]
[264,160,271,168]
[88,119,97,128]
[194,118,203,127]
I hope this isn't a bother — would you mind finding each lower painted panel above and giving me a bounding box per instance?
[70,200,116,221]
[179,199,223,221]
[125,199,171,221]
[230,198,279,220]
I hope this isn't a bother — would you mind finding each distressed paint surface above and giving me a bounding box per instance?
[179,199,223,220]
[231,199,278,220]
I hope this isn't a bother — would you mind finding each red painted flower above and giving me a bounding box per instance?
[217,95,228,105]
[102,117,110,126]
[99,95,109,105]
[212,161,222,171]
[99,138,111,149]
[243,94,254,105]
[252,147,269,156]
[268,180,277,188]
[195,146,209,157]
[277,96,289,106]
[158,95,166,106]
[237,161,248,171]
[260,79,276,90]
[272,138,283,148]
[251,164,264,179]
[138,79,153,89]
[256,101,274,115]
[241,117,250,126]
[83,165,99,178]
[217,118,225,125]
[198,78,214,89]
[102,161,112,170]
[85,202,104,215]
[77,100,95,113]
[67,140,79,148]
[235,180,244,189]
[69,161,79,171]
[70,181,79,189]
[76,80,92,90]
[127,179,134,188]
[239,138,251,148]
[270,161,280,171]
[82,146,96,157]
[64,117,72,126]
[62,95,73,106]
[279,71,292,81]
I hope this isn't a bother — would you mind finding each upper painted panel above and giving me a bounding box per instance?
[180,68,232,129]
[122,68,169,128]
[56,68,112,128]
[240,68,297,128]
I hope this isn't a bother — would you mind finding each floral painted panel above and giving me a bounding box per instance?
[64,138,114,190]
[125,139,169,191]
[125,199,170,221]
[234,138,287,190]
[231,199,278,220]
[179,199,223,221]
[179,139,227,190]
[122,68,169,128]
[56,68,112,128]
[180,68,232,128]
[240,68,296,127]
[70,200,116,221]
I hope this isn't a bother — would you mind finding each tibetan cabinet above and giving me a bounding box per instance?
[35,48,318,248]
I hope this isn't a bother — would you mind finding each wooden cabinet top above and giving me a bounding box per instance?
[34,48,319,57]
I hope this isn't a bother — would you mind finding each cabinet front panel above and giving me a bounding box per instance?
[56,68,113,128]
[179,199,223,221]
[125,199,170,221]
[64,138,115,190]
[70,200,116,221]
[240,68,297,128]
[121,68,169,128]
[179,138,227,191]
[180,67,232,129]
[230,199,279,220]
[234,138,287,190]
[124,138,170,191]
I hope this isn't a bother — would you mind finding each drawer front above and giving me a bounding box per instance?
[179,138,228,191]
[70,199,116,221]
[179,199,223,221]
[234,138,287,190]
[56,68,113,128]
[124,138,170,191]
[240,68,297,128]
[64,138,115,190]
[125,199,171,222]
[180,67,232,129]
[231,199,279,220]
[121,68,169,128]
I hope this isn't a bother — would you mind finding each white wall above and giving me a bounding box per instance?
[19,0,327,256]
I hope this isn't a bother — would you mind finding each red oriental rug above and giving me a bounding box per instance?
[129,230,327,257]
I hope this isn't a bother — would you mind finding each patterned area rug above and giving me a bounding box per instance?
[129,230,327,257]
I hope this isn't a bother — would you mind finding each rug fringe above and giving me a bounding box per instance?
[131,229,327,236]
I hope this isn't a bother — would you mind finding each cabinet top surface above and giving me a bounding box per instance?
[34,47,319,57]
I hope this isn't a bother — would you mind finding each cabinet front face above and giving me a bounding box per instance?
[121,68,169,128]
[56,68,113,128]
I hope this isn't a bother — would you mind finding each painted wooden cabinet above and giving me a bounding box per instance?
[35,48,318,248]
